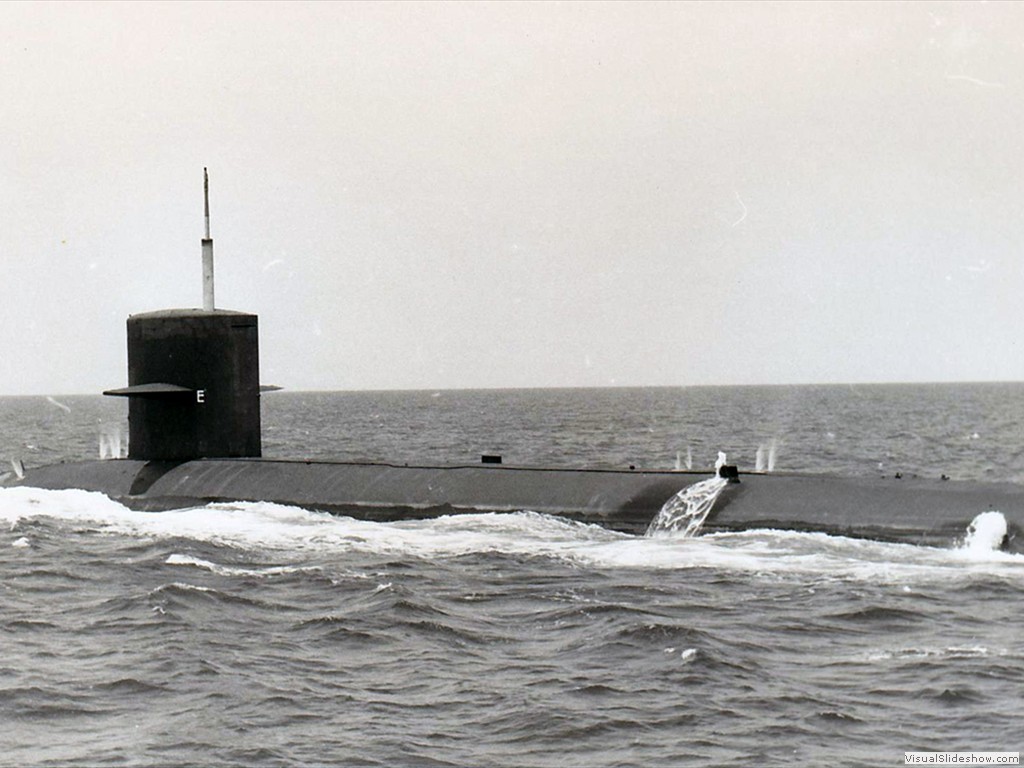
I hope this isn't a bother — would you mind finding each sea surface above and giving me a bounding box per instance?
[1,385,1023,767]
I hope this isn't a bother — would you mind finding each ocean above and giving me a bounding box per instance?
[1,385,1022,767]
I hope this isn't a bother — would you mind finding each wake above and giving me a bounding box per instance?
[2,487,1021,581]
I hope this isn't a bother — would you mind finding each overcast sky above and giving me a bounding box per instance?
[2,1,1023,395]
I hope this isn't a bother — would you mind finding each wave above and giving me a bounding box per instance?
[3,487,1024,582]
[826,606,927,625]
[165,553,325,579]
[864,645,1007,662]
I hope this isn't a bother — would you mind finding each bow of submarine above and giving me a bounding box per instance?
[705,472,1024,551]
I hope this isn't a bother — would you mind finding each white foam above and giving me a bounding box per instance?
[865,645,1001,662]
[3,487,1024,582]
[962,511,1008,554]
[166,553,323,578]
[151,581,217,595]
[0,486,130,526]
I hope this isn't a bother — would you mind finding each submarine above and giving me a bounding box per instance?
[4,171,1023,551]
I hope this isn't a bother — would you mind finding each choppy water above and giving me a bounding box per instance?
[2,386,1023,766]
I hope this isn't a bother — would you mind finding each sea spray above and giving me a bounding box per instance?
[45,396,72,414]
[98,424,126,460]
[645,476,729,537]
[962,511,1008,553]
[714,451,727,473]
[755,440,780,472]
[673,447,694,471]
[4,487,1024,580]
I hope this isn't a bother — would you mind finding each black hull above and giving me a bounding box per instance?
[7,459,1023,550]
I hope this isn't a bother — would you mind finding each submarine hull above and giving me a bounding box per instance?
[8,459,705,535]
[709,472,1024,549]
[6,459,1023,549]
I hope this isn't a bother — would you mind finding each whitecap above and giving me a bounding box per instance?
[865,645,1002,662]
[166,553,323,578]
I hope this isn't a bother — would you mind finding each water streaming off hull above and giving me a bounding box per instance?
[646,477,729,537]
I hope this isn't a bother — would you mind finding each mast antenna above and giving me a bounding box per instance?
[202,167,215,311]
[204,167,211,239]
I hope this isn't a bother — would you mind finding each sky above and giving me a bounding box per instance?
[2,0,1024,395]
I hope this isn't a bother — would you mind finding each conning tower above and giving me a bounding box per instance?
[104,169,261,461]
